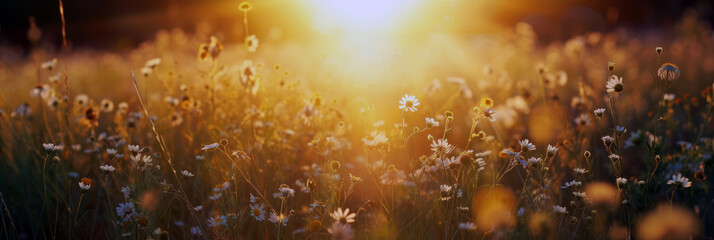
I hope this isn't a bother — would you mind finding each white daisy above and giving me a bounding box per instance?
[425,117,440,128]
[128,145,140,153]
[561,180,582,189]
[116,201,137,220]
[474,158,486,172]
[398,94,420,112]
[250,203,266,221]
[207,216,228,227]
[616,177,628,187]
[518,139,536,152]
[130,154,153,170]
[121,186,133,199]
[330,208,357,224]
[573,192,587,198]
[435,156,459,169]
[547,144,559,156]
[99,164,116,174]
[458,222,477,231]
[527,157,542,165]
[328,222,355,240]
[42,143,61,152]
[107,148,117,156]
[209,192,223,200]
[667,173,692,188]
[606,75,624,93]
[181,170,195,177]
[431,139,454,154]
[553,205,568,214]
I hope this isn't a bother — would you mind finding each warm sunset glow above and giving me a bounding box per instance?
[306,0,427,35]
[2,0,712,239]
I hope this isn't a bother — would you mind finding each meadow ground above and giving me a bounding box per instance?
[0,1,714,240]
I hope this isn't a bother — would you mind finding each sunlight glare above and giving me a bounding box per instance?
[307,0,424,35]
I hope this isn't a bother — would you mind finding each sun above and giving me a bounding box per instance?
[306,0,425,35]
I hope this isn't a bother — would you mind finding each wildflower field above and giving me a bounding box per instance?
[1,1,713,239]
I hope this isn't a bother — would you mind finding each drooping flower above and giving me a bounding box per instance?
[658,63,680,81]
[594,108,606,117]
[483,108,496,122]
[602,136,615,147]
[272,184,296,199]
